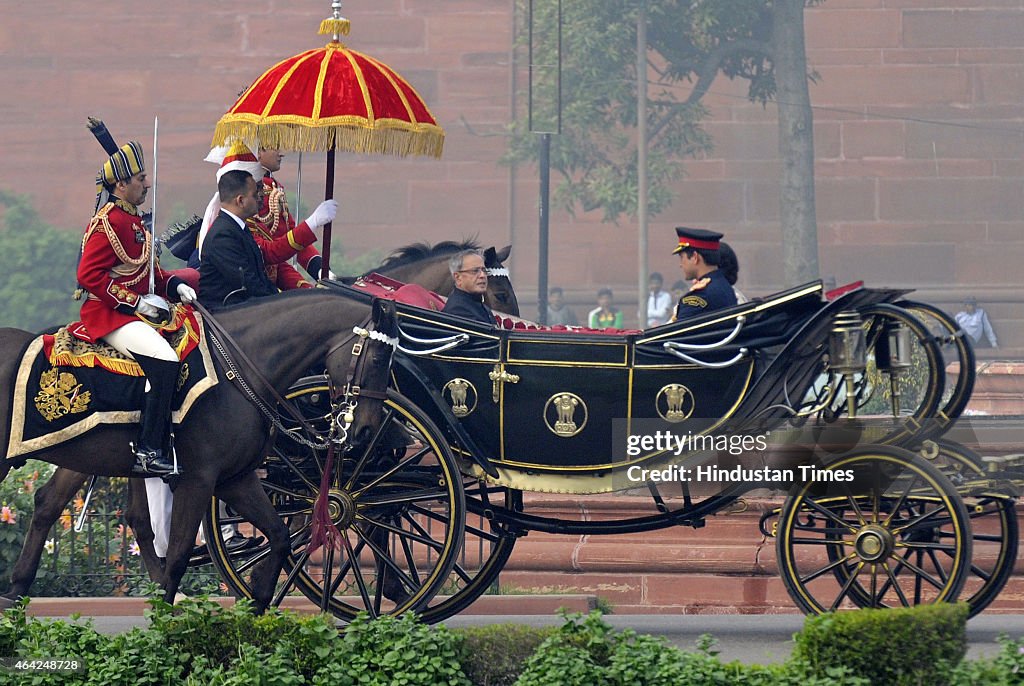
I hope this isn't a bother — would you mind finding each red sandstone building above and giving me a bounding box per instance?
[2,1,1021,341]
[2,0,1023,614]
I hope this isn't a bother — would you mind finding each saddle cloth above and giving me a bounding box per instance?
[5,312,218,461]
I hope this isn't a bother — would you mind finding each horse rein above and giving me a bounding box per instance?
[193,301,375,450]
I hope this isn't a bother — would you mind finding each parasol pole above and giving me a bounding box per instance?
[318,0,346,278]
[322,150,335,277]
[295,152,302,227]
[149,116,159,295]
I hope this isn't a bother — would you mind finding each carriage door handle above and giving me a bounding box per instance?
[489,364,520,403]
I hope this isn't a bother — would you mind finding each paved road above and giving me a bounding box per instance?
[80,613,1024,664]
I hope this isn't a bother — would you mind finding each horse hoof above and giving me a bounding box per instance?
[0,596,19,612]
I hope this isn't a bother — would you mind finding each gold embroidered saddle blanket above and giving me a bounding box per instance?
[5,315,218,461]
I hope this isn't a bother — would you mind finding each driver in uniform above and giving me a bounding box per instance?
[76,141,197,478]
[670,227,737,321]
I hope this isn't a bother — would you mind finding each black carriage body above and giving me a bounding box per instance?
[330,280,915,490]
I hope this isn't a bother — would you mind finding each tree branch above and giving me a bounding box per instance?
[648,38,772,142]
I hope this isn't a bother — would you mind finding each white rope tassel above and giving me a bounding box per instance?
[485,267,510,278]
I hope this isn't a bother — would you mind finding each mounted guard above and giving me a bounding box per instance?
[74,131,196,478]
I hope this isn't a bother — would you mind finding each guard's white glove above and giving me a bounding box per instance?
[305,199,338,230]
[176,283,197,305]
[135,297,164,320]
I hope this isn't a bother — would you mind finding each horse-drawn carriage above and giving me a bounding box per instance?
[191,275,1020,622]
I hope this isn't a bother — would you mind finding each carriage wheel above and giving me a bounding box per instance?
[898,300,976,434]
[933,440,1017,617]
[823,439,1017,617]
[776,445,971,614]
[816,304,944,446]
[206,380,466,621]
[416,484,521,624]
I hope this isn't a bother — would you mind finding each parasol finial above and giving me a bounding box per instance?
[318,0,350,41]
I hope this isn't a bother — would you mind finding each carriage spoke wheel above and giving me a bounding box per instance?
[206,379,466,621]
[898,301,976,434]
[416,482,521,624]
[777,446,971,614]
[933,439,1017,617]
[817,304,944,447]
[825,440,1018,617]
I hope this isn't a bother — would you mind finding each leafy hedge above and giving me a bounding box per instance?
[793,602,969,686]
[1,597,1021,686]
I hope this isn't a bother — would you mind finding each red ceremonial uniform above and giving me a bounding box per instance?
[77,200,175,340]
[249,173,322,290]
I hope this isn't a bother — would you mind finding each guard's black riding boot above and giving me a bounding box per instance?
[130,354,181,478]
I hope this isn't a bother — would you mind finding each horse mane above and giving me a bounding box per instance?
[375,239,482,273]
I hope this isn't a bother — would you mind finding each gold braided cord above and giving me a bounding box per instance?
[253,182,285,234]
[80,203,152,290]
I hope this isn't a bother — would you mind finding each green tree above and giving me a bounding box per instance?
[507,0,821,283]
[0,190,81,331]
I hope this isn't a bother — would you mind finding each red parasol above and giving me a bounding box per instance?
[212,2,444,273]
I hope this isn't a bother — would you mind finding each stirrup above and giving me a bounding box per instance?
[130,443,178,478]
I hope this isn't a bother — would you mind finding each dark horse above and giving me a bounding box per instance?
[373,240,518,317]
[1,241,519,606]
[0,291,397,611]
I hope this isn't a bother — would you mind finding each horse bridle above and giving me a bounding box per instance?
[324,323,397,443]
[194,302,382,450]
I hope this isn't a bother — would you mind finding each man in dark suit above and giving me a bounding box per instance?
[198,170,336,309]
[199,170,275,309]
[441,249,495,326]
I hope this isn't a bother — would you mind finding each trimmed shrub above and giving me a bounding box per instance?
[312,612,471,686]
[792,602,969,686]
[456,623,556,686]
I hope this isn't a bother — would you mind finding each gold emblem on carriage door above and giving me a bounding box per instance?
[442,378,477,417]
[656,384,694,422]
[544,392,587,437]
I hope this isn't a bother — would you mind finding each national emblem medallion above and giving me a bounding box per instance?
[442,378,477,417]
[544,392,587,437]
[656,383,694,422]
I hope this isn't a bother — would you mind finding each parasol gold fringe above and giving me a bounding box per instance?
[212,120,445,159]
[318,18,351,37]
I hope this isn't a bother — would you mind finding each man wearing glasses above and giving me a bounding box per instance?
[442,249,495,325]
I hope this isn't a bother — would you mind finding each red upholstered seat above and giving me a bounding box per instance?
[168,267,200,291]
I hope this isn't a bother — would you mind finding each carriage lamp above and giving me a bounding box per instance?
[829,311,867,419]
[878,321,914,417]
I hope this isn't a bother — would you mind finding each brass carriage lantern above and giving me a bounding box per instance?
[829,311,867,419]
[877,321,914,417]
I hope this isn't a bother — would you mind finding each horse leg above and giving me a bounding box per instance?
[159,476,215,604]
[214,470,291,614]
[123,478,165,583]
[1,468,88,610]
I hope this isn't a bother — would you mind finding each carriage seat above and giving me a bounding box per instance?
[347,273,445,310]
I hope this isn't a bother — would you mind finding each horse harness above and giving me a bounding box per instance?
[194,302,391,450]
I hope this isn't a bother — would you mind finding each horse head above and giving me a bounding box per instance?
[376,241,520,317]
[326,297,398,453]
[483,245,519,317]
